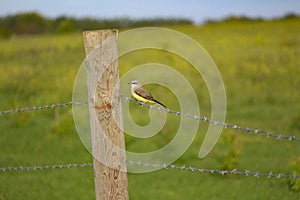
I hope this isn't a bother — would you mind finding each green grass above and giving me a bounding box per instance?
[1,18,300,199]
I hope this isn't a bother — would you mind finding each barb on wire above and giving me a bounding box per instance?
[0,163,93,172]
[0,101,88,116]
[1,161,299,179]
[121,95,300,142]
[1,96,299,142]
[127,160,300,179]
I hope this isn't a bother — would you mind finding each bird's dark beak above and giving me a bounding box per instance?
[128,82,131,85]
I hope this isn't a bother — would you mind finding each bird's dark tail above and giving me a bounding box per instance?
[154,99,166,108]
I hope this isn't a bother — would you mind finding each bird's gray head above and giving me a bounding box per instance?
[128,80,141,87]
[128,80,142,91]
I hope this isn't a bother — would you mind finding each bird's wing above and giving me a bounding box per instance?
[135,86,155,101]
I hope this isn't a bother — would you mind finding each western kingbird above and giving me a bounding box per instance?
[128,80,166,108]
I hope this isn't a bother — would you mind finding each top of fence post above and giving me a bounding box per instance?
[83,29,128,200]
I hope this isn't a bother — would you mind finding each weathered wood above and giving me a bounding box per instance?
[83,30,128,200]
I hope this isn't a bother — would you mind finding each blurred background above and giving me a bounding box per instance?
[1,0,300,37]
[1,1,300,199]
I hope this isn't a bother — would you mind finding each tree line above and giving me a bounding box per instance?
[0,12,299,38]
[0,12,193,38]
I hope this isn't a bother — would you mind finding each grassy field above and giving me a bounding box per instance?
[1,18,300,199]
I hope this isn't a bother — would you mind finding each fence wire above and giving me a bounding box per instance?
[0,97,299,179]
[1,161,299,179]
[0,163,93,171]
[122,95,300,142]
[0,101,88,116]
[1,96,300,142]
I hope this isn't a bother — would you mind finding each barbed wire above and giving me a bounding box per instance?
[127,161,300,179]
[1,161,299,179]
[1,96,299,142]
[0,101,88,116]
[0,163,93,172]
[121,95,300,142]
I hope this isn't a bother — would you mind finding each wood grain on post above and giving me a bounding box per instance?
[83,30,128,200]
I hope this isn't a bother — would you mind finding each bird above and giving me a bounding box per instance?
[128,80,166,108]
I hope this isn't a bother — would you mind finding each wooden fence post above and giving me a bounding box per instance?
[83,30,128,200]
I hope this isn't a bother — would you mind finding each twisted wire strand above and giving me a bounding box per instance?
[1,96,299,142]
[0,101,88,116]
[122,95,300,142]
[1,161,299,179]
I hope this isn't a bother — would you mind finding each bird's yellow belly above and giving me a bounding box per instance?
[132,91,154,104]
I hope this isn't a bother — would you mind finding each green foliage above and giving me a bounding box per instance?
[220,133,242,170]
[290,115,300,131]
[0,12,50,37]
[51,109,75,135]
[289,157,300,192]
[1,19,300,199]
[1,11,299,38]
[0,12,193,38]
[55,18,77,34]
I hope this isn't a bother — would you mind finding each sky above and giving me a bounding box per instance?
[1,0,300,23]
